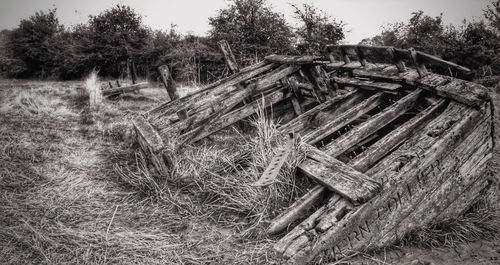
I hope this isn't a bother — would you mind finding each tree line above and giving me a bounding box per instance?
[0,0,499,86]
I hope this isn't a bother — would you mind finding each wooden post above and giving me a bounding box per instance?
[409,48,428,77]
[116,80,121,87]
[130,60,137,84]
[108,81,113,88]
[158,65,187,119]
[340,47,351,64]
[386,47,407,73]
[355,46,367,67]
[218,40,240,74]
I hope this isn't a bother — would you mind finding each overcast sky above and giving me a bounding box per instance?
[0,0,493,43]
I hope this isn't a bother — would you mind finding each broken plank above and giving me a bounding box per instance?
[303,92,385,145]
[416,51,471,74]
[302,65,327,103]
[218,40,240,74]
[324,89,422,157]
[265,54,323,65]
[132,116,169,175]
[278,90,357,133]
[102,82,148,96]
[268,185,327,234]
[334,77,402,92]
[350,98,447,172]
[300,144,381,204]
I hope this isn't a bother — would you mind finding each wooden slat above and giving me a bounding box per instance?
[324,89,422,157]
[278,90,357,133]
[265,54,323,65]
[132,116,169,175]
[302,66,327,103]
[300,145,381,204]
[218,40,240,73]
[334,77,402,92]
[102,82,148,96]
[350,98,447,172]
[418,75,490,108]
[416,51,471,73]
[147,63,277,119]
[303,93,384,145]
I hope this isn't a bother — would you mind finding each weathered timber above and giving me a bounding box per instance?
[324,89,422,157]
[303,92,385,145]
[278,90,358,133]
[409,48,428,77]
[350,99,447,172]
[102,82,148,97]
[158,65,188,119]
[386,47,407,72]
[267,185,327,234]
[218,40,240,74]
[147,63,277,119]
[300,145,381,204]
[418,75,490,108]
[284,104,486,264]
[302,65,327,103]
[416,51,471,74]
[132,116,169,175]
[265,54,323,65]
[333,77,402,92]
[352,67,403,82]
[315,196,353,232]
[181,87,292,143]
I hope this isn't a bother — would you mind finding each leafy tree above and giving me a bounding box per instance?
[485,0,500,31]
[7,9,63,77]
[292,3,345,54]
[209,0,294,65]
[81,5,150,77]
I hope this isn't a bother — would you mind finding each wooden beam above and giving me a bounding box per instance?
[218,40,240,74]
[157,65,187,119]
[300,145,381,204]
[278,90,357,133]
[324,89,422,157]
[303,92,384,145]
[147,63,276,120]
[334,77,402,92]
[350,99,447,172]
[102,82,148,97]
[132,116,169,176]
[302,65,327,103]
[265,54,323,65]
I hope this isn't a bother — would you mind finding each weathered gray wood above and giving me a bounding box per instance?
[352,67,404,82]
[302,65,327,103]
[284,104,486,264]
[386,47,407,72]
[102,82,148,97]
[132,116,169,175]
[416,51,471,74]
[303,93,384,145]
[300,145,381,204]
[315,196,353,232]
[334,77,402,92]
[147,63,277,119]
[157,65,187,119]
[268,185,327,234]
[324,89,422,157]
[278,90,357,133]
[265,54,323,65]
[218,40,240,74]
[409,48,428,77]
[350,99,447,172]
[418,75,490,108]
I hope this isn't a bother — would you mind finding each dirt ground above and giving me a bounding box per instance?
[0,79,498,264]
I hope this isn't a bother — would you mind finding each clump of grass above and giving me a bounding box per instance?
[0,89,74,116]
[84,69,102,109]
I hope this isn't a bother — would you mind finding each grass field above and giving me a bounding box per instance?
[0,78,499,264]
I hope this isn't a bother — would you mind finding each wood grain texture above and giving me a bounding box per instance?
[265,54,323,64]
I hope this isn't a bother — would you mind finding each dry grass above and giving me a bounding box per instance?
[1,79,499,265]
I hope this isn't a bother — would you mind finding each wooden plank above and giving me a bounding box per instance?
[278,90,357,133]
[147,63,277,119]
[102,82,148,97]
[352,68,404,82]
[334,77,402,92]
[132,116,169,175]
[286,105,486,264]
[181,87,291,143]
[416,51,471,73]
[418,75,490,108]
[157,65,188,119]
[324,89,422,157]
[265,54,323,65]
[300,144,381,204]
[303,92,384,145]
[302,65,327,103]
[218,40,240,74]
[268,185,327,234]
[349,99,447,172]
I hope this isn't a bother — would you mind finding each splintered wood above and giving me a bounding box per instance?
[133,43,493,264]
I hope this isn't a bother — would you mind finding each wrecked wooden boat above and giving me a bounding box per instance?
[133,44,494,264]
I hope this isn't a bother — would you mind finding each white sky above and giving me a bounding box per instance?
[0,0,493,43]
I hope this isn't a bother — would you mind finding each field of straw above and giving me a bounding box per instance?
[0,78,499,264]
